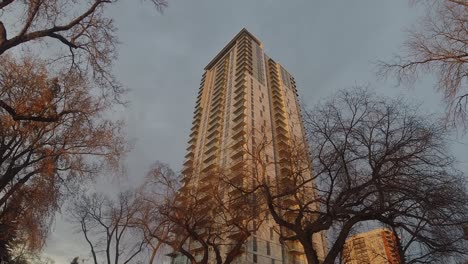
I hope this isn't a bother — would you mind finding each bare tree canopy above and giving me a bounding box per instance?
[379,0,468,127]
[0,0,169,253]
[0,55,126,254]
[305,88,468,264]
[138,162,261,264]
[68,191,146,264]
[0,0,167,120]
[233,88,468,264]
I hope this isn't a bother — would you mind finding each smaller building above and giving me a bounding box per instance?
[342,228,401,264]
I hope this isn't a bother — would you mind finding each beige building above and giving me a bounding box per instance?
[343,228,401,264]
[178,28,326,264]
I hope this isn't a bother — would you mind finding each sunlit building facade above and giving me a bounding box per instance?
[176,28,326,264]
[342,228,401,264]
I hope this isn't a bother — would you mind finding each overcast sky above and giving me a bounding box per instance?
[43,1,468,262]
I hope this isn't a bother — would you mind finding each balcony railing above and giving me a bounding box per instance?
[232,112,245,123]
[231,136,246,149]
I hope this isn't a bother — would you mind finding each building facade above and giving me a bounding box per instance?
[178,28,326,264]
[342,228,401,264]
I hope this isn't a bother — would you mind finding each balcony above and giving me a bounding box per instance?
[237,51,252,59]
[232,119,245,132]
[183,158,193,167]
[204,145,219,156]
[234,91,245,102]
[235,72,246,83]
[233,105,245,116]
[275,111,286,120]
[232,112,245,123]
[276,125,288,135]
[233,98,245,109]
[237,65,253,75]
[186,142,196,151]
[209,109,221,121]
[238,40,251,48]
[199,173,212,184]
[231,149,244,160]
[208,115,221,127]
[198,182,212,192]
[271,77,280,86]
[277,139,289,149]
[206,128,220,140]
[272,88,281,97]
[205,137,219,149]
[203,153,216,163]
[189,128,199,138]
[229,172,244,186]
[207,122,219,133]
[196,90,203,100]
[212,87,224,99]
[202,162,217,173]
[184,150,194,159]
[214,76,226,87]
[273,100,284,109]
[273,93,282,102]
[211,100,223,111]
[274,104,285,113]
[230,159,244,171]
[193,105,202,115]
[232,129,246,140]
[199,193,213,206]
[272,84,281,93]
[231,136,246,149]
[212,92,224,105]
[233,84,245,95]
[188,137,197,144]
[181,165,193,175]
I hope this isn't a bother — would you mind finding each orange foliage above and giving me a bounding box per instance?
[0,54,127,250]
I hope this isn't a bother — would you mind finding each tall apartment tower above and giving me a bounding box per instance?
[342,228,401,264]
[180,28,326,264]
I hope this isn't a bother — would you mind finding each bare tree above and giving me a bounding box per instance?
[379,0,468,126]
[0,0,167,257]
[134,162,176,264]
[68,191,145,264]
[0,55,125,252]
[139,162,261,264]
[0,0,168,119]
[235,88,468,264]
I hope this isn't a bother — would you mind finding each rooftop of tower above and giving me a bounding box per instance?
[205,28,262,70]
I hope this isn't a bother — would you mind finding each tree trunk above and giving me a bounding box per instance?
[299,237,320,264]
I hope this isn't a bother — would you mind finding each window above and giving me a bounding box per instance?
[253,237,257,252]
[260,111,263,118]
[262,105,265,111]
[270,228,274,240]
[267,241,271,255]
[253,254,257,263]
[271,259,275,264]
[266,155,269,163]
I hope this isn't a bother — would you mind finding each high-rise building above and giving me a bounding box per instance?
[342,228,401,264]
[177,28,326,264]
